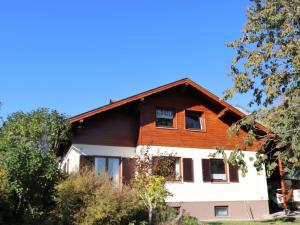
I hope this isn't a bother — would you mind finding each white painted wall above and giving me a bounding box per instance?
[61,146,81,173]
[62,144,268,203]
[73,144,136,158]
[61,144,136,173]
[137,145,269,203]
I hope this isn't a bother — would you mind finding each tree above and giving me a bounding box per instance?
[224,0,300,176]
[135,147,172,225]
[0,108,71,223]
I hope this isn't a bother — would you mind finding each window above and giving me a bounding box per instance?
[210,159,226,181]
[95,157,120,185]
[156,109,175,128]
[185,110,204,130]
[152,157,181,181]
[202,159,227,182]
[215,206,229,217]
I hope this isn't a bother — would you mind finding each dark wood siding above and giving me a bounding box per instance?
[72,105,139,147]
[71,86,261,151]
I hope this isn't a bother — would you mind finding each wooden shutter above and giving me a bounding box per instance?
[79,155,94,170]
[122,158,136,185]
[202,159,211,182]
[229,164,239,183]
[183,158,194,182]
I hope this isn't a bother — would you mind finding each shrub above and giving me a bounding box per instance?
[153,206,201,225]
[55,170,146,225]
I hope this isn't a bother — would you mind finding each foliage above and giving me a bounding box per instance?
[223,0,300,175]
[0,108,71,223]
[180,214,200,225]
[209,148,249,176]
[55,170,145,225]
[0,108,71,155]
[155,207,201,225]
[135,147,173,225]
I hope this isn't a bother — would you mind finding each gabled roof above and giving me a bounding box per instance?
[69,78,267,132]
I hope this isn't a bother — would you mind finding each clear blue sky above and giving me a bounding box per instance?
[0,0,252,119]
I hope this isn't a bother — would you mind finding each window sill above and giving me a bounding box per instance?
[156,126,178,130]
[185,128,206,133]
[166,180,183,184]
[210,181,229,184]
[215,216,230,218]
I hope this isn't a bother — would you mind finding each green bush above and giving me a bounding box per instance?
[153,205,200,225]
[55,170,146,225]
[181,213,200,225]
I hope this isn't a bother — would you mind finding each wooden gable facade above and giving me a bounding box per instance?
[70,78,265,151]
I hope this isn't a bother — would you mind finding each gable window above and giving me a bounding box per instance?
[215,206,229,217]
[185,110,204,131]
[95,157,120,185]
[156,108,175,128]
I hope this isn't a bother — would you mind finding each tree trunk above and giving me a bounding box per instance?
[148,208,153,225]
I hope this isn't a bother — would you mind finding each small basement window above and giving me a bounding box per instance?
[215,206,229,217]
[210,159,226,181]
[185,111,204,131]
[156,108,175,128]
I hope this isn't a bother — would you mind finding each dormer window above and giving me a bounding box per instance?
[185,110,204,131]
[156,108,175,128]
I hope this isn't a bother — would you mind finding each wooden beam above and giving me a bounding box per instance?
[218,108,229,118]
[78,119,84,129]
[278,158,287,210]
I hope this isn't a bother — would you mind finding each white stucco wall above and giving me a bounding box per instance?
[136,145,268,203]
[61,146,81,173]
[61,144,136,173]
[62,144,268,203]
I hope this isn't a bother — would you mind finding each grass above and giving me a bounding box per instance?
[203,217,300,225]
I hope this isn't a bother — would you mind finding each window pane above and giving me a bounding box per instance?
[156,118,174,127]
[156,109,174,119]
[175,159,180,179]
[108,158,120,185]
[185,111,202,130]
[95,157,106,176]
[211,160,225,180]
[215,206,228,217]
[186,115,200,129]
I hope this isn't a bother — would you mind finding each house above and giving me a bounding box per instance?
[61,78,269,221]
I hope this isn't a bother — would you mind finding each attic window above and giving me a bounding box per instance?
[185,110,204,131]
[156,109,175,128]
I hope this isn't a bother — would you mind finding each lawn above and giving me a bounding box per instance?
[203,217,300,225]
